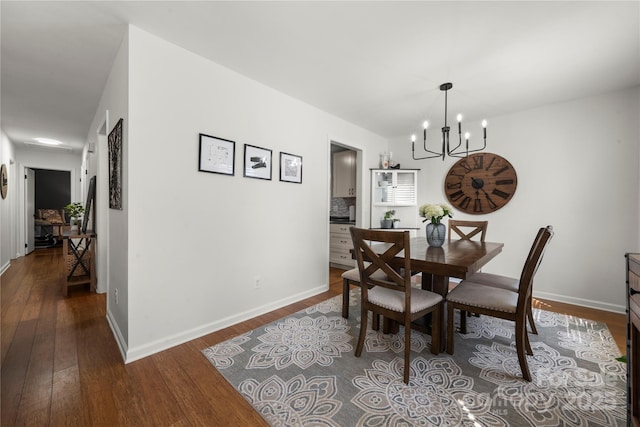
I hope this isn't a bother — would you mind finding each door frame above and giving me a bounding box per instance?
[327,136,367,272]
[16,163,78,257]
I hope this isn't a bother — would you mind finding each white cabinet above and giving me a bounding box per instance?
[332,151,356,197]
[330,223,355,267]
[370,169,420,234]
[372,170,418,206]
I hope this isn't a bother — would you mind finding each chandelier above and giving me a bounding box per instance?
[411,82,487,161]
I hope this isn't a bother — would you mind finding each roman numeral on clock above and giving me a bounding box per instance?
[448,190,464,201]
[493,166,509,176]
[492,189,510,199]
[473,156,483,170]
[459,161,472,173]
[474,199,482,212]
[459,196,471,210]
[446,182,462,190]
[485,194,498,209]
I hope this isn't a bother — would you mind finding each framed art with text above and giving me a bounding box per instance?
[243,144,272,180]
[279,152,302,184]
[108,118,123,210]
[199,133,235,176]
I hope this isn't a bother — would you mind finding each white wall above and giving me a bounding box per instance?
[390,87,640,313]
[86,29,130,356]
[0,131,16,273]
[122,27,387,361]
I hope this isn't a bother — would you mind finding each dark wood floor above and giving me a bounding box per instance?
[1,247,626,426]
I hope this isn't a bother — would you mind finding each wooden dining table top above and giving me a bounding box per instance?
[368,237,504,280]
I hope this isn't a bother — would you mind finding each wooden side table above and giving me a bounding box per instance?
[62,230,96,296]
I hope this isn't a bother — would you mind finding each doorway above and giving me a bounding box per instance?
[25,168,72,253]
[329,139,363,270]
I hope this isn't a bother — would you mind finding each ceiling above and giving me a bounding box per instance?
[2,1,639,153]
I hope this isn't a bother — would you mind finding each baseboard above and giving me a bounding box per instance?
[123,283,330,364]
[0,260,10,276]
[534,290,625,314]
[106,309,128,363]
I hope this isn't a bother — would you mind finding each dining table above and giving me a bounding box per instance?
[366,236,504,352]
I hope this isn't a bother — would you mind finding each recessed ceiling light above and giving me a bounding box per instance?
[34,138,62,146]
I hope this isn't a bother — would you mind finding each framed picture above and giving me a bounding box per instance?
[108,118,123,210]
[243,144,272,180]
[198,133,235,176]
[279,152,302,184]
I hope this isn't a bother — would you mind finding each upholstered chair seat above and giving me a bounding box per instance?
[468,272,519,291]
[447,282,518,314]
[368,286,442,313]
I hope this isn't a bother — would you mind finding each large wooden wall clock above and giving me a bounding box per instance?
[1,164,7,200]
[444,153,517,214]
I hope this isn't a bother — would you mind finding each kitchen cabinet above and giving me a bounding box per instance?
[330,223,355,268]
[332,150,356,197]
[372,169,418,206]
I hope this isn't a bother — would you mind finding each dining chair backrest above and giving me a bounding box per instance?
[350,227,412,299]
[448,220,488,242]
[516,225,554,310]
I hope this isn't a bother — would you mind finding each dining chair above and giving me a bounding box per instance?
[350,227,443,384]
[446,225,554,382]
[448,219,488,241]
[447,219,488,317]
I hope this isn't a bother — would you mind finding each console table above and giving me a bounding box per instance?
[62,230,96,296]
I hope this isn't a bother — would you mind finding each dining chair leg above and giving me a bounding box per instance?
[459,309,468,334]
[355,307,368,357]
[447,304,455,355]
[430,304,441,355]
[527,297,538,334]
[404,316,411,384]
[515,316,532,381]
[342,278,350,318]
[372,313,380,331]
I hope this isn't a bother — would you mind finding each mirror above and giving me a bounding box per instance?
[82,176,96,233]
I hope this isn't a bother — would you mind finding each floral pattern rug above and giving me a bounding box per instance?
[202,289,626,426]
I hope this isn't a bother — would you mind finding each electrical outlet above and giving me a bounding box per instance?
[114,288,119,304]
[254,276,261,289]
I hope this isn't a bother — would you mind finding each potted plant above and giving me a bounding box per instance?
[65,202,85,231]
[381,209,395,229]
[392,218,401,229]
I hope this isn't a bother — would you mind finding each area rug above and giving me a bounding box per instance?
[202,289,626,426]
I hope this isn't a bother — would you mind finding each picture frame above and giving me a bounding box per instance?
[279,152,303,184]
[243,144,272,180]
[198,133,235,176]
[108,118,123,210]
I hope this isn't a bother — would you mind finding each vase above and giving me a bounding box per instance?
[426,223,446,247]
[381,219,393,229]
